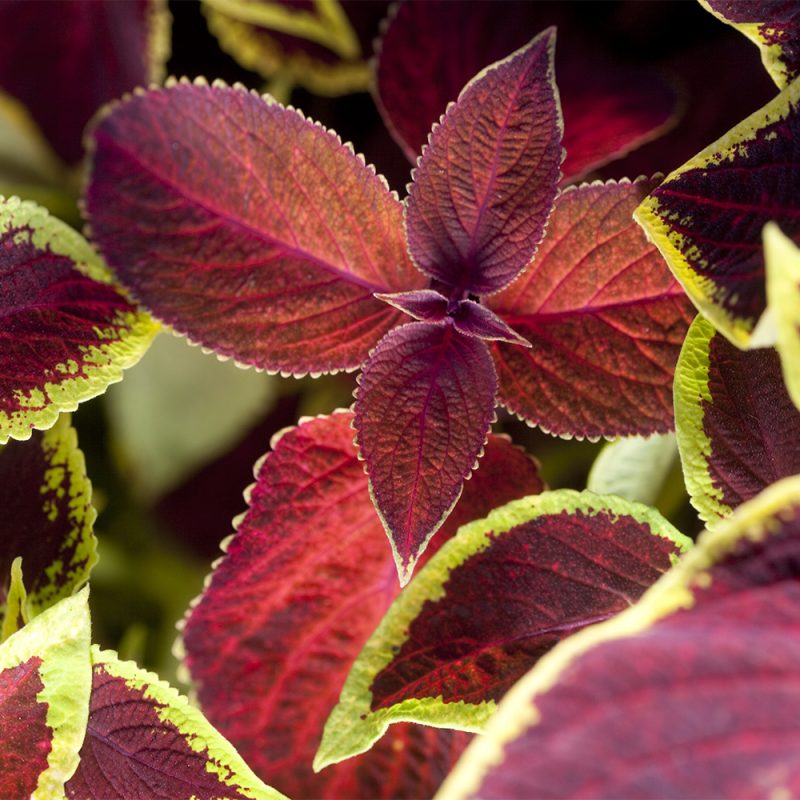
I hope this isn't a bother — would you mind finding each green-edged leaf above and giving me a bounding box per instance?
[699,0,800,89]
[65,646,283,799]
[764,221,800,410]
[0,415,96,636]
[587,433,678,506]
[436,475,800,800]
[674,314,800,525]
[315,490,689,770]
[634,76,800,347]
[0,196,157,443]
[0,589,91,799]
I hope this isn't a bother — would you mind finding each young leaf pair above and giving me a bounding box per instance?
[85,28,691,586]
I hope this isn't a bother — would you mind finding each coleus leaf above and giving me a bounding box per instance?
[634,76,800,347]
[0,197,157,444]
[374,0,679,179]
[315,490,689,770]
[437,475,800,800]
[180,412,542,799]
[355,323,498,585]
[764,222,800,410]
[0,0,170,165]
[85,79,423,376]
[488,178,694,438]
[405,28,562,296]
[0,589,91,799]
[65,646,283,800]
[699,0,800,88]
[0,415,96,637]
[674,314,800,526]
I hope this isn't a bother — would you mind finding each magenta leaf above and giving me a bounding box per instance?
[374,289,449,322]
[355,323,498,585]
[441,477,800,800]
[0,0,168,165]
[85,80,424,375]
[451,300,531,347]
[180,412,542,798]
[488,178,694,438]
[404,28,562,296]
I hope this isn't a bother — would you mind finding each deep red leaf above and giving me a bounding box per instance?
[181,413,541,799]
[405,28,562,295]
[0,656,49,798]
[0,0,164,164]
[450,301,531,347]
[375,0,679,178]
[375,289,449,322]
[355,323,497,584]
[85,81,423,375]
[488,178,694,438]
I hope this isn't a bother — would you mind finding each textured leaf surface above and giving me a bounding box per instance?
[405,29,561,295]
[634,77,800,346]
[66,647,282,800]
[0,590,91,800]
[86,80,423,375]
[699,0,800,88]
[181,412,541,799]
[374,0,678,178]
[674,314,800,526]
[0,0,169,164]
[0,197,156,443]
[355,323,497,585]
[438,475,800,800]
[0,415,96,633]
[316,491,689,769]
[488,179,694,438]
[764,222,800,410]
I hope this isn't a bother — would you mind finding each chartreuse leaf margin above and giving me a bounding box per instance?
[436,474,800,800]
[314,490,690,772]
[0,588,91,799]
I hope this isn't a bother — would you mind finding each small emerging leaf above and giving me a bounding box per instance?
[375,289,449,322]
[450,301,531,347]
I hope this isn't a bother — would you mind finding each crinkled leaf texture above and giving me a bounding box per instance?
[0,0,170,164]
[489,178,694,438]
[437,475,800,800]
[0,197,157,443]
[374,0,679,179]
[355,323,498,585]
[0,415,96,636]
[180,412,542,799]
[0,589,91,800]
[405,28,562,295]
[634,75,800,347]
[85,79,422,376]
[315,490,689,770]
[65,646,282,800]
[674,314,800,526]
[699,0,800,88]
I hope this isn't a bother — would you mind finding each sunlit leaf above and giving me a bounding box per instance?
[85,80,422,375]
[355,323,497,585]
[65,646,283,799]
[315,491,688,770]
[674,314,800,526]
[405,28,562,295]
[0,415,96,637]
[634,76,800,347]
[0,196,157,444]
[489,178,693,438]
[0,590,91,799]
[181,412,541,798]
[437,475,800,800]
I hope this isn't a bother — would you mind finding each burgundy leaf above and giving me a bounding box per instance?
[451,300,531,347]
[405,28,562,296]
[85,81,424,375]
[488,178,694,438]
[375,289,449,322]
[0,0,167,164]
[181,413,541,799]
[355,323,498,584]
